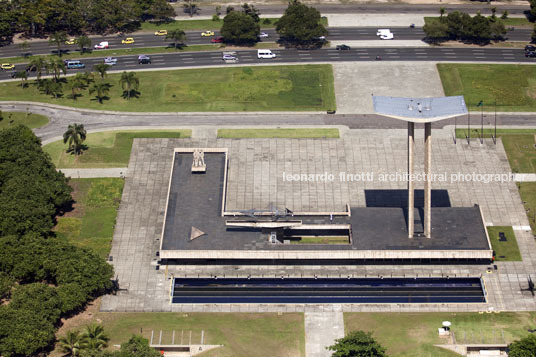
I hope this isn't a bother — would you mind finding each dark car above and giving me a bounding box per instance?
[138,55,151,64]
[525,45,536,52]
[336,44,351,51]
[211,36,224,43]
[526,51,536,57]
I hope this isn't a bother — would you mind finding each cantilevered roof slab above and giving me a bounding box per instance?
[373,96,467,123]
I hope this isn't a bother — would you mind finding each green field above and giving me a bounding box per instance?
[345,312,536,357]
[520,183,536,234]
[0,111,49,130]
[487,226,522,261]
[438,64,536,112]
[53,178,124,258]
[44,130,191,168]
[53,313,305,357]
[0,65,336,112]
[217,128,340,138]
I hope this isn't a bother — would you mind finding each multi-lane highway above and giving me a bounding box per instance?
[0,27,532,58]
[0,46,532,80]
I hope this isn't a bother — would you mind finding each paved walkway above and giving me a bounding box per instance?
[305,311,345,357]
[58,168,128,178]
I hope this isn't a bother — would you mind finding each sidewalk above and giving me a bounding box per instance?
[58,168,128,178]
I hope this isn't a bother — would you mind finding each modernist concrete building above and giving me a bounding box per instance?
[159,143,492,264]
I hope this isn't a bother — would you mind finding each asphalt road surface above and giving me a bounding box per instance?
[1,46,533,80]
[0,27,532,58]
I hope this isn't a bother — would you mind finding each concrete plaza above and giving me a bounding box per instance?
[101,129,536,313]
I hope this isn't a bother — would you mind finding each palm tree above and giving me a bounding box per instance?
[82,323,109,351]
[89,81,111,104]
[15,71,28,88]
[439,7,446,18]
[165,29,186,49]
[119,71,139,100]
[46,58,67,82]
[93,63,110,79]
[76,35,91,54]
[58,330,86,356]
[29,56,47,80]
[65,77,84,100]
[49,31,67,57]
[63,123,87,155]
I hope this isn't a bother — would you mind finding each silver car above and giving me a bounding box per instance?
[104,57,117,65]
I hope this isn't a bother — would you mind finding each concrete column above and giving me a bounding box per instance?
[408,122,415,238]
[424,122,432,238]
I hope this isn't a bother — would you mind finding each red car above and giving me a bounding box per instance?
[211,36,224,43]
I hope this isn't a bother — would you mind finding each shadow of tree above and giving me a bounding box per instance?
[121,89,141,99]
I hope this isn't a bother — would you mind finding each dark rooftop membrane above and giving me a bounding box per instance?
[161,152,491,252]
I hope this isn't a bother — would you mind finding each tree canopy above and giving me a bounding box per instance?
[423,10,507,44]
[221,10,260,45]
[0,0,176,41]
[0,125,72,237]
[275,0,327,48]
[327,330,387,357]
[508,334,536,357]
[0,126,114,356]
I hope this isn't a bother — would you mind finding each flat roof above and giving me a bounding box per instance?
[373,96,467,123]
[160,151,491,260]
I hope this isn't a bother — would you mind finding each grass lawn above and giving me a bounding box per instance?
[54,312,305,357]
[44,130,191,168]
[0,111,49,130]
[345,312,536,357]
[0,65,336,112]
[487,226,522,261]
[438,64,536,112]
[519,183,536,234]
[53,178,124,259]
[217,128,340,138]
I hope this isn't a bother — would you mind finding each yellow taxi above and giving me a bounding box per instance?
[121,37,135,44]
[1,63,15,70]
[65,38,76,45]
[201,30,214,37]
[154,29,168,36]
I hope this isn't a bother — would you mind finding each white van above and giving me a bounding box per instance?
[94,41,109,49]
[376,29,391,36]
[257,49,276,59]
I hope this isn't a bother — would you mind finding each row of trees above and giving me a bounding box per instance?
[423,10,507,44]
[58,324,162,357]
[14,56,141,104]
[0,125,114,355]
[0,0,176,43]
[219,0,327,48]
